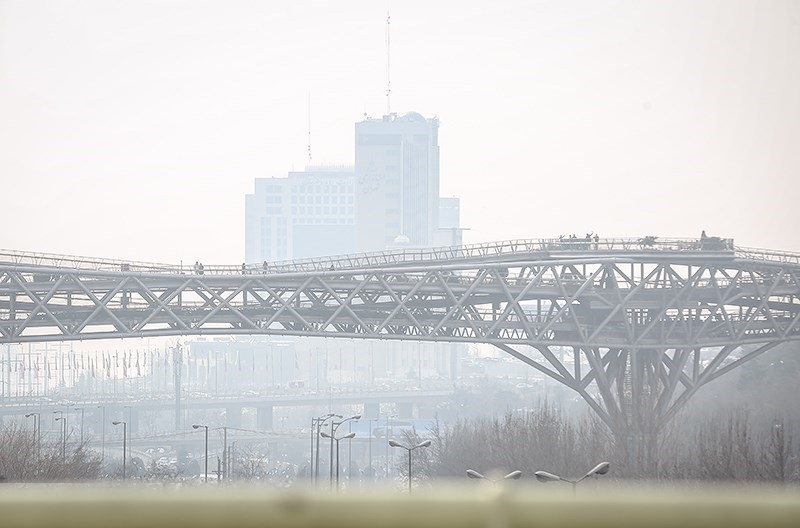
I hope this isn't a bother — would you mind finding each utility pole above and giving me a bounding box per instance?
[173,343,182,432]
[222,427,228,480]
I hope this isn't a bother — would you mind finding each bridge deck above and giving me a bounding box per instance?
[2,238,799,275]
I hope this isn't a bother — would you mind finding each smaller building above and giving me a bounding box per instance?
[244,166,355,263]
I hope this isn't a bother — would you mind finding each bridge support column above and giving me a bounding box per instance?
[416,404,436,420]
[494,342,783,476]
[257,406,273,430]
[128,410,140,435]
[396,402,413,419]
[225,406,242,429]
[362,403,380,420]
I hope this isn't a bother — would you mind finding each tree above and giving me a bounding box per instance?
[0,422,101,482]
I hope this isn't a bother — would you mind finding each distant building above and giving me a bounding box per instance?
[244,166,355,263]
[245,111,459,263]
[354,112,440,252]
[433,196,463,247]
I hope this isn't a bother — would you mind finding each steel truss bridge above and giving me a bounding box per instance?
[2,237,799,458]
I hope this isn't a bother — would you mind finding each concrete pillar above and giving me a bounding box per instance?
[257,405,273,430]
[417,404,436,420]
[225,406,242,429]
[128,409,140,434]
[363,402,380,419]
[396,402,413,419]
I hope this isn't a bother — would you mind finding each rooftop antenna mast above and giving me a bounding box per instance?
[307,92,312,166]
[385,10,391,115]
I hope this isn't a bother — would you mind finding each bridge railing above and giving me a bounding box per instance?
[0,249,178,273]
[255,237,745,274]
[2,238,798,275]
[734,246,800,266]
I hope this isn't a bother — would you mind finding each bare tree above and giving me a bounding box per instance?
[0,422,101,482]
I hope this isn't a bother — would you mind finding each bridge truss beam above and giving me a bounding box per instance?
[1,258,798,347]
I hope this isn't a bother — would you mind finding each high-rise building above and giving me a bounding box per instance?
[354,112,440,252]
[245,111,455,263]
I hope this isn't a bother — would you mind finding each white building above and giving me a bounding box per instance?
[244,166,355,263]
[245,111,459,263]
[354,112,440,252]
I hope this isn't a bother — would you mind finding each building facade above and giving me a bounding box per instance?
[244,166,355,263]
[354,112,440,252]
[245,111,456,263]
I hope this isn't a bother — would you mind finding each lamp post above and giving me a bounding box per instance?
[53,410,62,448]
[112,420,127,480]
[466,469,522,484]
[320,430,356,491]
[54,412,67,463]
[221,426,228,481]
[96,405,106,463]
[534,462,610,495]
[367,418,379,481]
[25,412,40,462]
[74,407,84,445]
[384,415,397,478]
[328,414,360,489]
[388,439,431,493]
[192,424,209,483]
[311,413,340,488]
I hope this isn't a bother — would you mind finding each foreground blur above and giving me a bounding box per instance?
[1,484,798,528]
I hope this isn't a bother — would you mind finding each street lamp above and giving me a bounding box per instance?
[54,413,67,463]
[367,418,380,481]
[112,421,127,480]
[96,405,106,463]
[192,424,209,483]
[25,413,40,462]
[74,407,85,445]
[320,430,356,491]
[466,469,522,484]
[534,462,610,495]
[327,414,360,489]
[53,410,62,442]
[311,413,340,487]
[388,439,431,493]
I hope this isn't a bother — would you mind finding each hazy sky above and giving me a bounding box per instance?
[1,0,798,263]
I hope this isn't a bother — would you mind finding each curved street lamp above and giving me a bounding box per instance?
[54,414,67,463]
[320,430,356,491]
[25,413,40,462]
[466,469,522,484]
[192,424,209,483]
[327,414,360,489]
[112,420,127,480]
[96,405,106,463]
[311,413,341,487]
[534,462,610,495]
[388,439,431,493]
[74,407,85,445]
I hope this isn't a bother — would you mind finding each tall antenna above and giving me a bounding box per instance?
[385,10,391,115]
[307,92,312,165]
